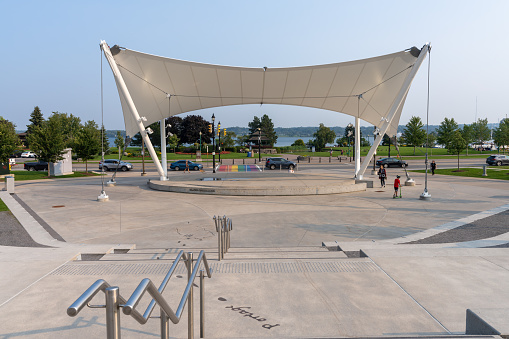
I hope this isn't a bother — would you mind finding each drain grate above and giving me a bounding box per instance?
[52,260,379,276]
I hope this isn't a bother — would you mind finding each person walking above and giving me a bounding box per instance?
[431,160,436,175]
[185,159,190,173]
[378,165,387,187]
[393,175,401,198]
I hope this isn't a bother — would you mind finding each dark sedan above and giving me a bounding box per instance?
[375,157,408,168]
[265,157,297,170]
[170,160,203,171]
[24,161,48,171]
[486,155,509,166]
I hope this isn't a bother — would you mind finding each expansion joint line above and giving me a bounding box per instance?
[367,257,451,334]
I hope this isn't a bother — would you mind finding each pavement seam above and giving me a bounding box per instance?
[0,259,71,309]
[367,257,451,334]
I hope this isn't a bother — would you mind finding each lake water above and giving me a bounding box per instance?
[108,136,315,148]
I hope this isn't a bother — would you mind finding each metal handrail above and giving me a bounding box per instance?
[214,215,233,260]
[123,250,211,321]
[68,249,211,339]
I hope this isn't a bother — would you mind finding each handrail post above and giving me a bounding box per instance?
[200,270,205,338]
[160,307,169,339]
[187,252,194,339]
[105,286,121,339]
[222,216,227,257]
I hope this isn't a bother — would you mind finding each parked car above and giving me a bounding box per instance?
[170,160,203,171]
[486,155,509,166]
[265,157,297,170]
[99,159,133,171]
[21,151,36,158]
[24,161,48,171]
[10,150,23,158]
[375,157,408,168]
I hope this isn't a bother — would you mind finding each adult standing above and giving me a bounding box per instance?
[431,160,437,175]
[185,159,190,173]
[378,165,387,187]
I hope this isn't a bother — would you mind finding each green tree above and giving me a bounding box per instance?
[236,135,250,147]
[436,117,458,148]
[260,114,277,146]
[471,118,490,151]
[26,106,44,134]
[424,131,437,148]
[248,115,277,146]
[448,130,467,170]
[493,118,509,153]
[221,131,236,149]
[311,123,336,151]
[74,121,101,172]
[49,112,81,148]
[248,116,261,135]
[291,139,306,147]
[114,131,125,158]
[180,115,211,145]
[167,134,180,152]
[461,124,474,155]
[402,116,426,155]
[0,117,19,163]
[27,116,67,173]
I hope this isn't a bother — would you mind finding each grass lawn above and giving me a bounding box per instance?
[0,198,8,212]
[411,168,509,180]
[11,171,100,181]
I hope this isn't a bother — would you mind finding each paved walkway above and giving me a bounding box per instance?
[0,166,508,338]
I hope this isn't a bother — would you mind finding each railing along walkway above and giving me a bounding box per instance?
[68,250,211,339]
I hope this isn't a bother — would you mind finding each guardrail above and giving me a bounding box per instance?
[67,250,211,339]
[214,215,232,260]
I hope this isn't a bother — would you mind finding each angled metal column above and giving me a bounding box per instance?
[160,118,168,180]
[100,40,165,178]
[357,44,430,180]
[354,116,361,178]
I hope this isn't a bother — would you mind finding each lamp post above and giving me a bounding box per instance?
[199,131,202,152]
[212,114,216,173]
[257,128,262,162]
[218,122,221,162]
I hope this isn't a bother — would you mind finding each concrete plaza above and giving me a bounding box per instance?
[0,163,508,338]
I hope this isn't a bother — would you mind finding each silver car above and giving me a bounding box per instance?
[99,159,133,171]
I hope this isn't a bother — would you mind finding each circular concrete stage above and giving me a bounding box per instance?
[148,172,368,196]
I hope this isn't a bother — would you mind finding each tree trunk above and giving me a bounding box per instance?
[413,146,416,155]
[457,153,460,170]
[85,160,88,172]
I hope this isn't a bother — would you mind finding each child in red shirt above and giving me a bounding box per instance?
[393,175,401,198]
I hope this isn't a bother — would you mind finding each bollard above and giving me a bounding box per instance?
[4,176,14,194]
[483,164,488,176]
[308,157,310,163]
[339,156,341,162]
[232,158,234,165]
[329,156,331,163]
[319,157,321,163]
[243,159,245,165]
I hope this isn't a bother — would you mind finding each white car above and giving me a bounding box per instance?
[21,151,36,158]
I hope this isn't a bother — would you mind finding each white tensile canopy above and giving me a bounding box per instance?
[101,41,429,179]
[109,46,422,137]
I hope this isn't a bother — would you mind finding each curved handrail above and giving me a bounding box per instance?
[67,279,144,322]
[142,250,186,320]
[123,250,211,324]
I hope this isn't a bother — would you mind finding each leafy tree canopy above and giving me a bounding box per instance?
[0,117,19,163]
[493,118,509,150]
[311,123,336,151]
[74,120,101,171]
[248,114,277,146]
[402,116,426,155]
[436,117,458,148]
[26,115,67,169]
[26,106,44,134]
[291,139,306,147]
[471,118,490,148]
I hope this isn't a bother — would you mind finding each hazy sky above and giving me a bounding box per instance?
[1,1,508,130]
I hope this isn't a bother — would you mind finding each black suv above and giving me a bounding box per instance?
[265,157,297,170]
[376,157,408,168]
